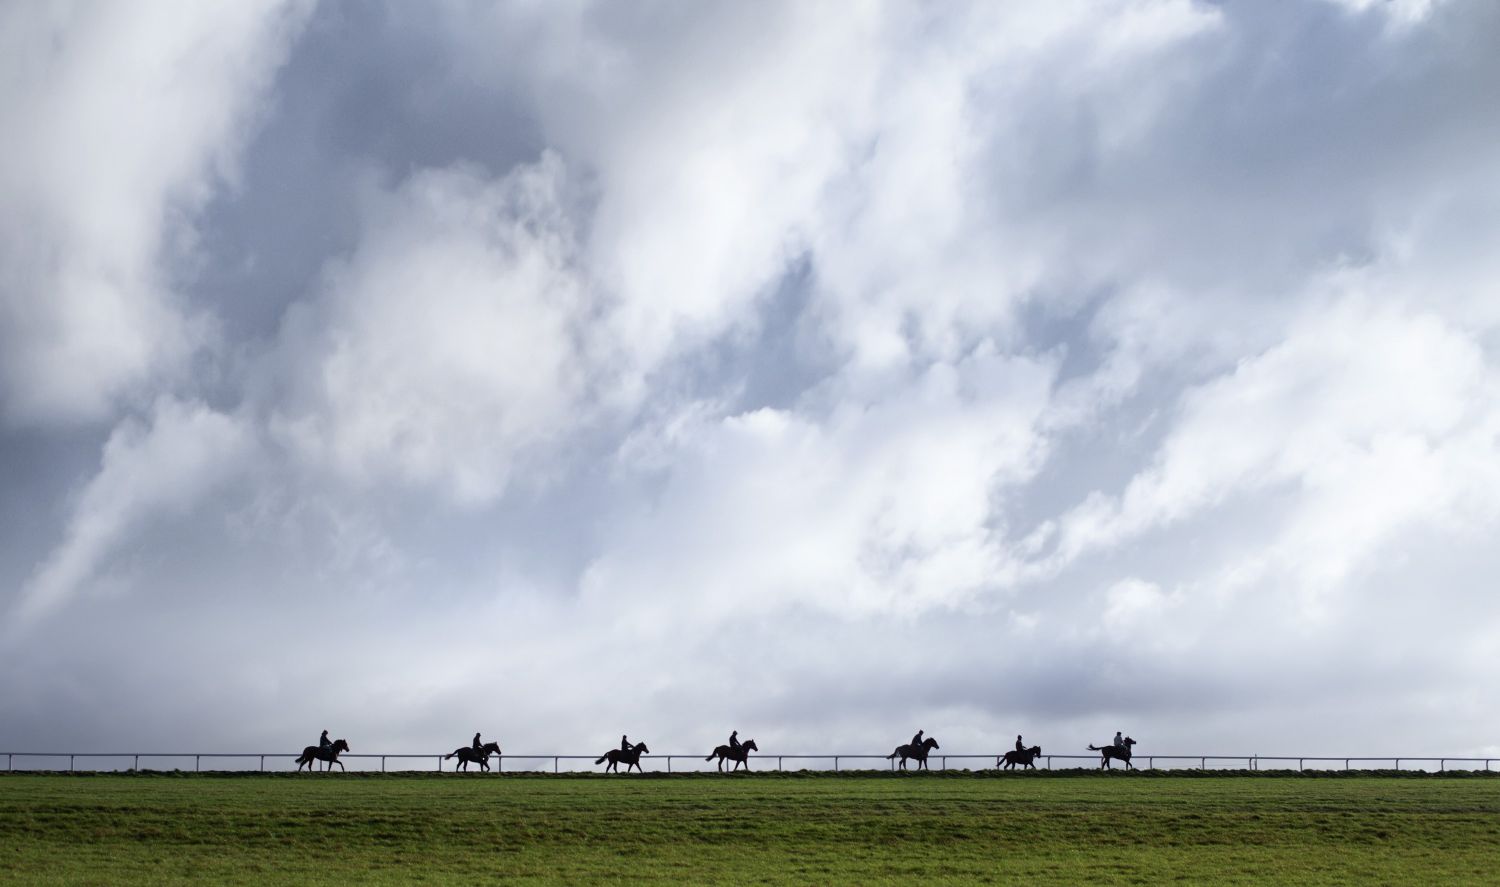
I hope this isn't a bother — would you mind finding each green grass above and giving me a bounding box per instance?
[2,771,1498,884]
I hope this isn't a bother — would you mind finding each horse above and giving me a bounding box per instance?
[596,742,651,773]
[887,736,940,770]
[1088,737,1137,769]
[999,745,1042,770]
[705,739,759,772]
[446,741,503,772]
[295,738,350,772]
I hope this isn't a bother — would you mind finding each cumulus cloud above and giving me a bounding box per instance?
[586,346,1056,623]
[4,1,1500,759]
[13,397,252,629]
[266,155,590,504]
[0,0,307,427]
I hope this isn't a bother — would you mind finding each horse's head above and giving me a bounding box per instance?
[1030,745,1042,756]
[925,737,940,750]
[743,739,758,752]
[333,739,350,753]
[1124,737,1136,747]
[633,742,650,755]
[484,742,502,754]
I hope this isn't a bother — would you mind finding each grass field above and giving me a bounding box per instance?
[3,770,1498,884]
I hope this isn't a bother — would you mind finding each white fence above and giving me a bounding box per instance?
[3,752,1496,774]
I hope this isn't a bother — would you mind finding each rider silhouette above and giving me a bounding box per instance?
[621,734,633,754]
[1113,731,1125,751]
[911,729,924,749]
[1016,734,1026,753]
[729,730,740,752]
[472,732,483,754]
[319,730,331,751]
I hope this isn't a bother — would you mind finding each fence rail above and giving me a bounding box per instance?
[3,752,1495,774]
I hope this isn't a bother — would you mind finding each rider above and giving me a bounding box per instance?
[1016,734,1026,753]
[911,729,924,750]
[729,730,741,752]
[472,732,483,754]
[319,730,332,751]
[1113,731,1125,751]
[621,734,633,754]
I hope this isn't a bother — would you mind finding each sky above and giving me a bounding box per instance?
[2,0,1499,764]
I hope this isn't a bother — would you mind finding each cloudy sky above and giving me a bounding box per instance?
[3,0,1499,765]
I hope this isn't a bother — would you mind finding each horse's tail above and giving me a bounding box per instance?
[1087,745,1101,751]
[887,750,899,759]
[595,753,608,765]
[445,750,457,760]
[706,752,717,761]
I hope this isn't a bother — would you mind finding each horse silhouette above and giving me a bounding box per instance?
[999,745,1042,770]
[295,738,350,772]
[446,741,503,772]
[887,736,940,770]
[705,739,759,772]
[1088,737,1137,769]
[596,741,651,773]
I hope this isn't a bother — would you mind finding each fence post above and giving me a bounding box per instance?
[196,756,200,773]
[778,756,783,772]
[69,755,74,773]
[1200,757,1205,770]
[1395,759,1400,771]
[498,756,503,774]
[134,755,140,771]
[1440,759,1445,772]
[834,756,839,772]
[437,755,442,772]
[667,756,671,774]
[1345,759,1349,771]
[1046,756,1051,770]
[554,757,559,774]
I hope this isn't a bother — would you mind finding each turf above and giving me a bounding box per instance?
[2,771,1498,884]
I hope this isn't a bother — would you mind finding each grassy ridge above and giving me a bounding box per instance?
[3,772,1498,884]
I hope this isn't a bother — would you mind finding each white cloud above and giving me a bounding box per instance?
[1041,295,1499,582]
[13,397,252,628]
[585,347,1056,622]
[267,155,589,504]
[0,0,307,426]
[5,1,1500,757]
